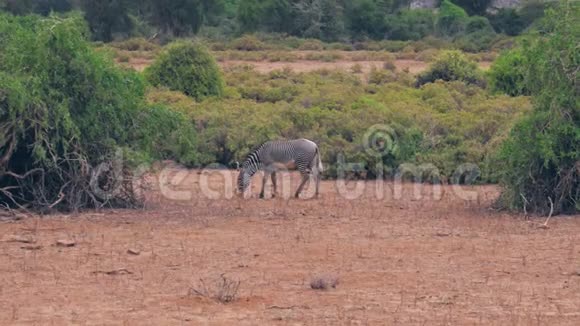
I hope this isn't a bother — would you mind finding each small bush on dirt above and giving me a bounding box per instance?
[145,41,224,101]
[190,275,241,304]
[416,50,485,87]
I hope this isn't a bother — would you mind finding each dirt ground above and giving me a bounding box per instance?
[1,168,580,325]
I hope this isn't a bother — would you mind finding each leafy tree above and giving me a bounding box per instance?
[35,0,72,15]
[82,0,132,41]
[497,1,579,214]
[292,0,345,41]
[0,0,35,15]
[237,0,262,31]
[437,0,468,37]
[347,0,386,40]
[450,0,492,16]
[261,0,293,33]
[488,8,527,36]
[384,9,436,41]
[455,15,497,52]
[145,0,225,37]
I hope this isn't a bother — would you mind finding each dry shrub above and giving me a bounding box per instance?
[231,35,266,51]
[351,63,363,74]
[383,60,396,72]
[310,275,339,290]
[190,275,241,304]
[415,49,440,62]
[298,39,325,51]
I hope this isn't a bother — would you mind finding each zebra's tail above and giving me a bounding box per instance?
[316,146,323,173]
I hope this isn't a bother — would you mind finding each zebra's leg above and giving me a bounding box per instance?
[315,170,321,198]
[260,171,270,199]
[295,173,310,198]
[271,171,277,198]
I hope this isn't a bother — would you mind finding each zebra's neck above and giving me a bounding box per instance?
[242,151,261,176]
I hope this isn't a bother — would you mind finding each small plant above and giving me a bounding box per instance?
[351,63,363,74]
[310,274,339,290]
[383,60,396,72]
[117,52,130,63]
[190,275,241,304]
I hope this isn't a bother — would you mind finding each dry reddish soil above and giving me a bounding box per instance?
[1,168,580,325]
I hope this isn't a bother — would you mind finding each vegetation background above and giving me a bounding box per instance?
[0,0,577,215]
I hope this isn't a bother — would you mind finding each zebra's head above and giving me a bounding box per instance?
[237,168,250,195]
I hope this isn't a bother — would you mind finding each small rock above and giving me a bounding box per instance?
[56,239,76,247]
[5,235,35,243]
[127,249,140,255]
[21,245,42,251]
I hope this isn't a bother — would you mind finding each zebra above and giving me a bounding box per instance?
[237,139,323,199]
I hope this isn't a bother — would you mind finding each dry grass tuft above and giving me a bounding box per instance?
[190,274,241,303]
[310,275,339,290]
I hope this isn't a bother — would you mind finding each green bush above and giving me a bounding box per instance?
[416,50,486,87]
[455,16,497,52]
[384,9,436,41]
[488,48,528,96]
[436,0,468,37]
[497,2,579,215]
[0,12,204,211]
[488,8,527,36]
[145,41,224,101]
[135,104,200,167]
[146,56,530,182]
[0,12,144,210]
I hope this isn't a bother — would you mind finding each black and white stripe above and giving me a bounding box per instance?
[237,138,323,198]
